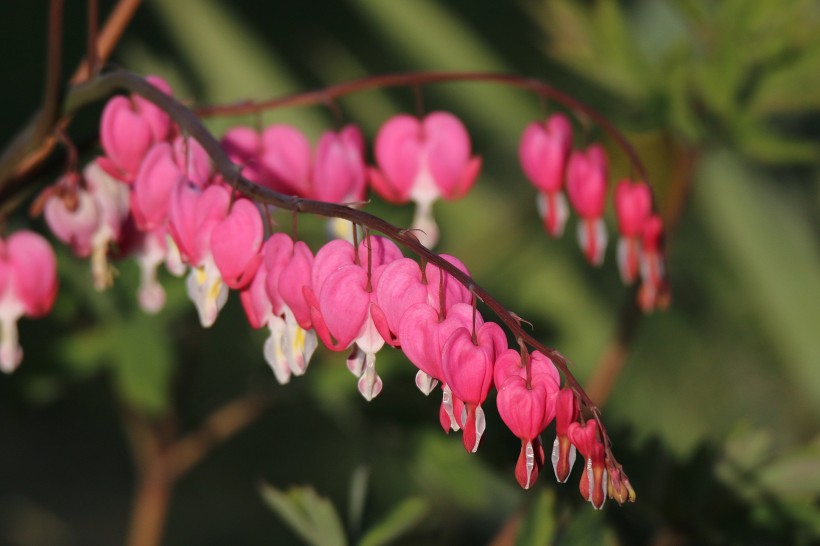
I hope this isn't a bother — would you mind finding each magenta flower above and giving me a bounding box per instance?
[45,162,129,291]
[307,236,401,400]
[98,76,174,183]
[211,198,264,290]
[441,321,507,452]
[368,112,482,247]
[238,233,318,384]
[312,125,367,203]
[568,420,608,509]
[614,180,652,283]
[567,144,609,266]
[638,214,669,312]
[168,182,231,327]
[0,231,58,373]
[495,350,560,488]
[551,387,579,483]
[519,114,573,237]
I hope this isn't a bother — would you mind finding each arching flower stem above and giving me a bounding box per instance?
[59,68,625,470]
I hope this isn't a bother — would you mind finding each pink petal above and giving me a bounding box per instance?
[6,231,58,317]
[260,125,312,196]
[211,198,264,289]
[100,96,154,180]
[318,265,371,348]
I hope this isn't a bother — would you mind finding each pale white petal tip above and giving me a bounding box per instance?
[414,370,438,396]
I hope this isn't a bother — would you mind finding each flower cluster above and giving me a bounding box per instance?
[21,75,644,506]
[520,113,670,311]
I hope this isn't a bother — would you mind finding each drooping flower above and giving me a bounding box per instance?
[211,198,264,290]
[0,231,58,373]
[441,321,507,452]
[614,180,652,283]
[519,114,573,237]
[306,236,401,400]
[222,124,312,197]
[44,162,130,291]
[168,181,231,327]
[495,350,560,489]
[98,76,174,183]
[368,112,482,248]
[568,420,608,509]
[551,387,578,483]
[567,144,609,266]
[638,214,670,312]
[239,233,318,384]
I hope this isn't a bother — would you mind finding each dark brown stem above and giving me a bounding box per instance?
[0,0,141,194]
[44,0,65,134]
[122,392,273,546]
[86,0,99,80]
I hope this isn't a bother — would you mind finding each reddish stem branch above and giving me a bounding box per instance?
[194,71,650,186]
[71,70,624,460]
[0,0,141,193]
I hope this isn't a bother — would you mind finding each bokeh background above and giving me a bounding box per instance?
[1,1,818,545]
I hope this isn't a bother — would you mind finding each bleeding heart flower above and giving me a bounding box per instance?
[638,214,670,312]
[211,198,264,290]
[399,301,479,398]
[46,162,129,291]
[551,387,579,484]
[519,114,573,237]
[0,231,58,373]
[369,112,482,247]
[168,182,231,327]
[312,125,367,203]
[615,180,652,283]
[98,76,174,183]
[239,234,317,384]
[441,321,507,452]
[306,236,401,399]
[495,350,561,489]
[568,420,608,510]
[567,144,609,266]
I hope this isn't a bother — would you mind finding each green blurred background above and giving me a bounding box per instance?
[1,1,818,544]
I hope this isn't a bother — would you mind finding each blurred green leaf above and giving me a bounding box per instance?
[697,152,820,416]
[531,0,651,101]
[357,497,428,546]
[734,116,820,164]
[749,41,820,115]
[109,314,174,415]
[259,483,347,546]
[758,437,820,497]
[149,0,326,135]
[514,488,556,546]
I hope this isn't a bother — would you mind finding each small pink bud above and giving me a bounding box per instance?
[551,388,579,483]
[568,420,608,510]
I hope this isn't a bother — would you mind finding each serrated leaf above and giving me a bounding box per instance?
[514,488,556,546]
[357,497,428,546]
[259,483,347,546]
